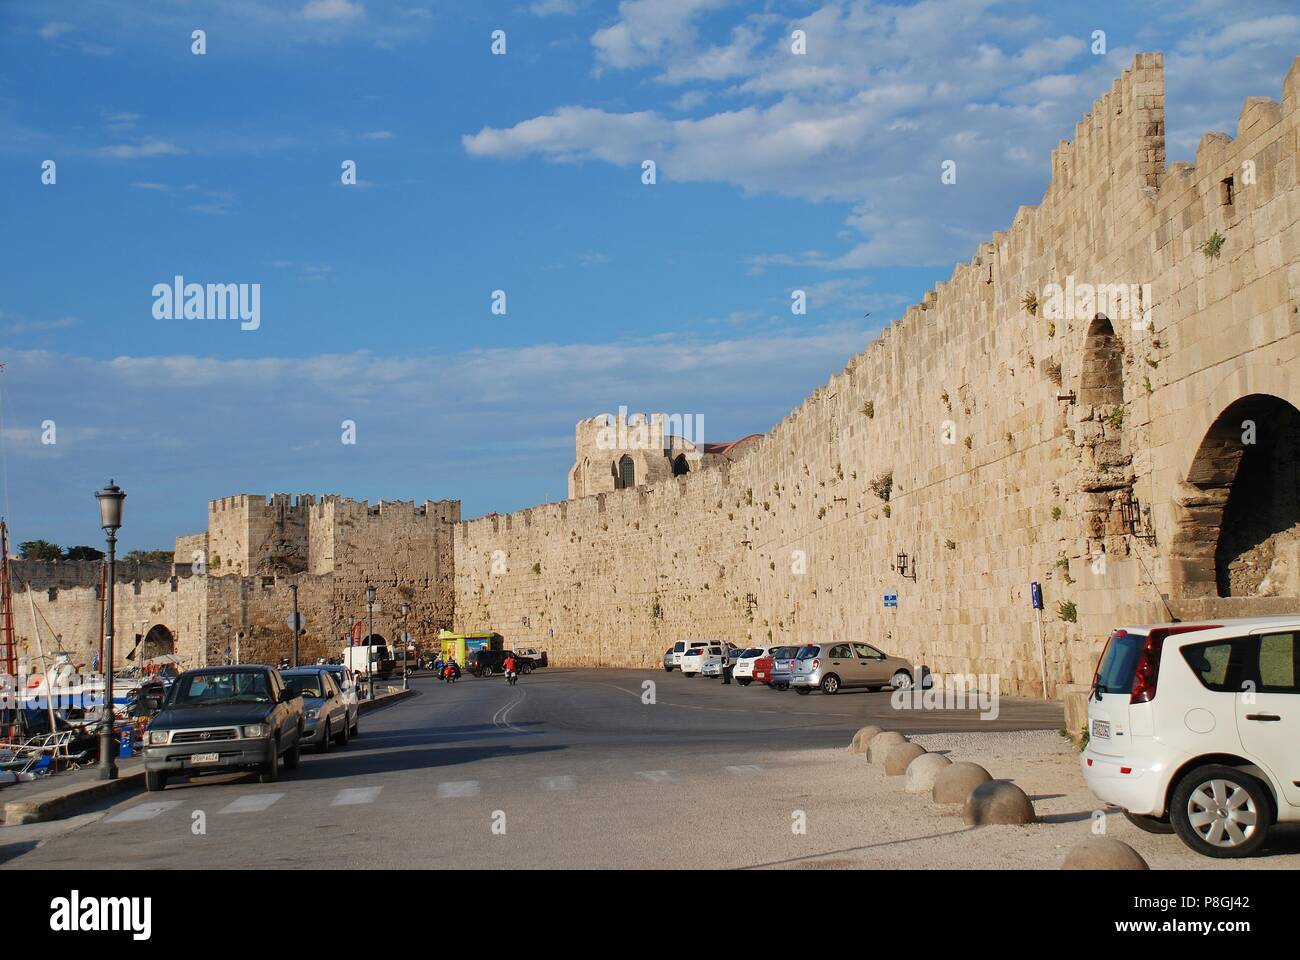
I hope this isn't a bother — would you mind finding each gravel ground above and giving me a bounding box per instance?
[751,729,1300,870]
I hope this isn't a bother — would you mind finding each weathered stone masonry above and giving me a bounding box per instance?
[453,54,1300,696]
[15,55,1300,700]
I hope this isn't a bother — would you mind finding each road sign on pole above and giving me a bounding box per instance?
[287,613,306,633]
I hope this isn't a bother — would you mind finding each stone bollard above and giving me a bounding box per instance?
[1062,837,1150,870]
[931,761,992,804]
[905,752,951,793]
[868,731,908,765]
[962,780,1036,826]
[884,741,927,776]
[848,725,885,754]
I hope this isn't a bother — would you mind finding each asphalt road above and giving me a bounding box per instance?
[0,669,1063,869]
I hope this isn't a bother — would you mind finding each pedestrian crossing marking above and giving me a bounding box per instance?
[107,800,181,823]
[437,780,480,798]
[539,775,576,791]
[725,764,762,775]
[332,787,383,806]
[636,770,675,783]
[219,793,284,814]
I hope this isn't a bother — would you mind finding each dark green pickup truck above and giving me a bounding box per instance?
[142,665,305,791]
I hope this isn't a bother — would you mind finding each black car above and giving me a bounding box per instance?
[468,649,534,677]
[142,665,306,791]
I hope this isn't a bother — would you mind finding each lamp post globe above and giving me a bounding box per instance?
[94,480,125,781]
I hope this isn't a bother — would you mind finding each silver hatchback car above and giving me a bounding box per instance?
[790,642,917,695]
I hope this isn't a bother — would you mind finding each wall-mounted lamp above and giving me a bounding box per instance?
[892,551,917,581]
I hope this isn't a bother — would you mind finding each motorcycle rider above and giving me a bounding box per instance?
[503,652,518,686]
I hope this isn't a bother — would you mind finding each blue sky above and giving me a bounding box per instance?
[2,0,1298,552]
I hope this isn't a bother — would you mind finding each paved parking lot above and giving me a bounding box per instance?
[3,668,1291,869]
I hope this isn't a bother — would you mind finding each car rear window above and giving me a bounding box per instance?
[1093,632,1146,695]
[795,645,819,660]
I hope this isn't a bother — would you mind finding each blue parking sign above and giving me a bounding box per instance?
[883,593,898,608]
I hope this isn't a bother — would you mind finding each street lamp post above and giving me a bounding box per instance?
[365,582,376,701]
[94,480,125,781]
[400,602,410,691]
[290,581,300,668]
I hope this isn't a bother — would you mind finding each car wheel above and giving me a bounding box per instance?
[820,674,840,695]
[319,721,331,753]
[334,719,349,747]
[1122,809,1174,834]
[891,670,913,690]
[283,732,302,770]
[795,687,811,695]
[1170,764,1273,858]
[259,741,280,783]
[663,665,673,673]
[145,770,167,792]
[522,662,534,675]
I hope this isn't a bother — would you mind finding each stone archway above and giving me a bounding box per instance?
[141,624,175,661]
[1079,314,1124,408]
[672,454,690,476]
[1171,393,1300,598]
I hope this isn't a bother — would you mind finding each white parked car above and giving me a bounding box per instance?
[679,643,714,677]
[1081,616,1300,858]
[665,640,702,671]
[732,646,776,685]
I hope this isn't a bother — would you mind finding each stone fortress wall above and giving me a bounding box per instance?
[10,495,459,675]
[454,54,1300,696]
[12,54,1300,700]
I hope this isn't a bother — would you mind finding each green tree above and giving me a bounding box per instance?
[124,549,173,565]
[19,540,62,561]
[64,545,105,561]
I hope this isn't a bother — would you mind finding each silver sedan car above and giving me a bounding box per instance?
[790,642,922,695]
[281,668,352,751]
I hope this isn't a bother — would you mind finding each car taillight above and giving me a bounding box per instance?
[1129,634,1162,704]
[811,659,820,669]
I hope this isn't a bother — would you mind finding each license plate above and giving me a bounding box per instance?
[190,753,220,764]
[1091,720,1110,739]
[756,672,767,679]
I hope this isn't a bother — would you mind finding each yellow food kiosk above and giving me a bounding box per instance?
[437,630,502,665]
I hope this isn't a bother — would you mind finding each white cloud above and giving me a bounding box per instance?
[361,130,394,140]
[530,0,580,14]
[298,0,366,22]
[96,139,186,159]
[39,21,74,40]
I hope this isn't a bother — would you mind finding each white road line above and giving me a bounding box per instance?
[332,787,383,806]
[538,775,576,791]
[107,800,182,823]
[437,780,480,798]
[219,793,285,814]
[492,691,528,733]
[725,764,763,776]
[636,770,675,783]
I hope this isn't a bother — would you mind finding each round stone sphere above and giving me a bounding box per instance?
[868,731,908,765]
[848,725,885,754]
[1062,837,1150,870]
[931,761,992,803]
[962,780,1036,825]
[884,741,927,776]
[905,752,952,793]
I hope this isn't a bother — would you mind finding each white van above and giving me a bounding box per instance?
[1081,616,1300,858]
